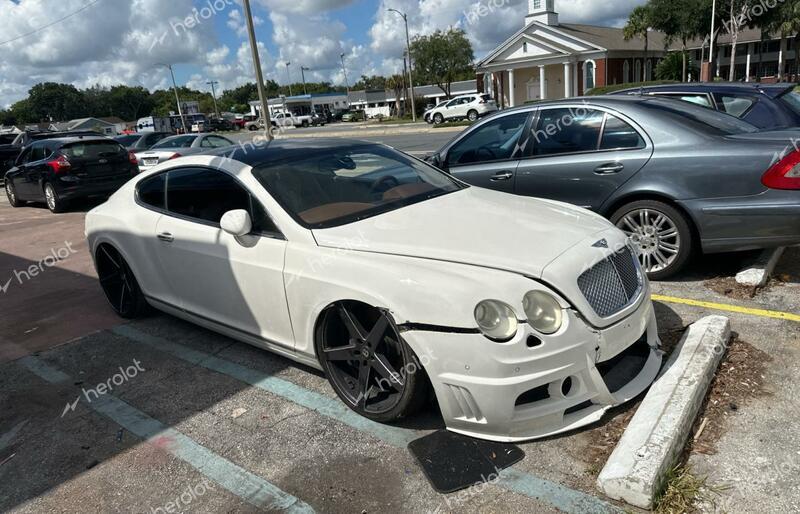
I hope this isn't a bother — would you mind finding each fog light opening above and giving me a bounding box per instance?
[526,335,543,349]
[561,376,574,397]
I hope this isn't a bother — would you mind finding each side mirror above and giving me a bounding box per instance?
[220,209,252,237]
[425,153,443,169]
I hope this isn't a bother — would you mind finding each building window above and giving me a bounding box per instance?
[533,0,541,9]
[645,59,653,81]
[623,60,630,83]
[522,41,528,53]
[634,60,642,82]
[583,60,595,91]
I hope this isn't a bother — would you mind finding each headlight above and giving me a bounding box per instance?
[523,291,563,334]
[474,300,518,341]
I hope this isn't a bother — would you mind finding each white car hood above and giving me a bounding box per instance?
[312,187,613,279]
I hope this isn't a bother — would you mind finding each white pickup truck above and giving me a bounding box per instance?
[271,111,313,128]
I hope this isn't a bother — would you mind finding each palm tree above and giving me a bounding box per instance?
[386,75,406,117]
[763,0,800,81]
[624,5,652,80]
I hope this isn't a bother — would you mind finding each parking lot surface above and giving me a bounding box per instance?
[2,185,799,512]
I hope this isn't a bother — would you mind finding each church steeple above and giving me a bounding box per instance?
[525,0,559,26]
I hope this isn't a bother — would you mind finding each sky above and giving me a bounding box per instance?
[0,0,647,108]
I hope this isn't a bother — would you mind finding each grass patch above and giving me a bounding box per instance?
[654,465,709,514]
[432,120,474,128]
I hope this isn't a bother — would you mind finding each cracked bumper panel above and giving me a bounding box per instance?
[402,291,661,443]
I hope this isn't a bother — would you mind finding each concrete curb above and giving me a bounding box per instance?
[596,315,731,509]
[735,247,786,287]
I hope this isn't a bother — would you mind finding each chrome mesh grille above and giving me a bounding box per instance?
[578,246,643,318]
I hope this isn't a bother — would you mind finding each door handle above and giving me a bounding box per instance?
[490,171,514,181]
[157,232,174,243]
[594,163,625,175]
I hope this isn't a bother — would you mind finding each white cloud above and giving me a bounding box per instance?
[255,0,356,15]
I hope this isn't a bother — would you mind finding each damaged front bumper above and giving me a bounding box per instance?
[401,290,662,443]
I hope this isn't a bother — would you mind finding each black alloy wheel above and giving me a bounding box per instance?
[96,244,149,318]
[316,301,428,422]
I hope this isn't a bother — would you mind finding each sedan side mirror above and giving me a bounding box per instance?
[425,153,443,169]
[220,209,252,237]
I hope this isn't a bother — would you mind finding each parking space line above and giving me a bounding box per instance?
[113,324,621,514]
[652,294,800,323]
[16,356,315,513]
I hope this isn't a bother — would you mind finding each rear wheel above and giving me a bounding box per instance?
[610,200,693,280]
[96,244,149,318]
[316,301,428,423]
[44,183,67,213]
[467,109,479,122]
[5,180,23,207]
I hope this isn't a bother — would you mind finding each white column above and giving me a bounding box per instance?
[573,62,579,95]
[507,69,515,107]
[745,44,751,82]
[779,38,785,79]
[539,65,546,100]
[563,62,571,98]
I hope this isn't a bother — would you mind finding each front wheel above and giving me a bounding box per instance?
[316,301,428,423]
[44,182,67,213]
[5,180,23,207]
[467,110,479,122]
[433,113,444,125]
[610,200,693,280]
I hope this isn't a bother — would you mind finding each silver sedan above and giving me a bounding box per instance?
[134,133,235,172]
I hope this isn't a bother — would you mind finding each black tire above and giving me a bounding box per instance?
[248,125,257,131]
[5,180,23,207]
[43,182,67,213]
[433,113,444,125]
[96,244,150,318]
[610,199,694,280]
[316,301,428,423]
[302,120,309,128]
[467,109,479,122]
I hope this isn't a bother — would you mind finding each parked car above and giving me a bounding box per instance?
[206,117,236,132]
[1,130,107,179]
[341,110,365,122]
[4,136,138,213]
[114,132,172,151]
[310,111,327,126]
[85,138,661,442]
[271,111,313,128]
[611,82,800,130]
[426,95,800,278]
[424,100,449,123]
[134,133,234,172]
[427,94,498,124]
[233,114,258,130]
[245,118,265,131]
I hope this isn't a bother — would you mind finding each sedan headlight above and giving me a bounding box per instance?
[474,300,518,341]
[523,291,563,334]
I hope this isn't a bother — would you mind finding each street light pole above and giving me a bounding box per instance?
[300,66,309,95]
[709,0,717,81]
[206,80,220,118]
[340,53,350,102]
[388,9,416,121]
[242,0,272,140]
[156,63,188,134]
[285,62,293,96]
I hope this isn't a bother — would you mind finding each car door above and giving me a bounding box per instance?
[9,146,34,198]
[20,144,51,199]
[440,111,532,193]
[514,106,653,210]
[154,166,294,347]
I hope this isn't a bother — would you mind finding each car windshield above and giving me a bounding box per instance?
[641,97,759,135]
[0,134,16,144]
[152,135,196,149]
[114,135,140,146]
[251,144,465,229]
[778,90,800,116]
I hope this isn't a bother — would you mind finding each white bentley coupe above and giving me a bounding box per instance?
[85,138,662,442]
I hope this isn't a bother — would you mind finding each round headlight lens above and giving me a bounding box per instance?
[523,291,563,334]
[474,300,518,341]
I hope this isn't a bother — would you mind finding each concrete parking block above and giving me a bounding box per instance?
[735,247,786,287]
[596,315,731,509]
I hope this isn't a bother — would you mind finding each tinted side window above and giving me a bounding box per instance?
[656,93,712,108]
[533,108,604,156]
[713,93,755,118]
[137,173,166,209]
[600,115,645,150]
[446,112,529,166]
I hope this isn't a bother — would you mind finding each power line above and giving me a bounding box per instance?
[0,0,104,47]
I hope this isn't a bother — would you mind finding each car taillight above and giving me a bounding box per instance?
[47,155,72,174]
[762,150,800,190]
[168,153,182,160]
[128,151,138,165]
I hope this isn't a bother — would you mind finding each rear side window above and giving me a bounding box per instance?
[61,141,125,159]
[600,115,645,150]
[713,93,755,118]
[137,173,166,209]
[533,108,605,156]
[655,93,713,108]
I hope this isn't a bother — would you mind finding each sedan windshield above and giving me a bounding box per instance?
[778,90,800,116]
[641,97,758,135]
[152,135,196,149]
[251,144,465,228]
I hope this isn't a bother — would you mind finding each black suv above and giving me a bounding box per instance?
[611,82,800,129]
[4,136,139,213]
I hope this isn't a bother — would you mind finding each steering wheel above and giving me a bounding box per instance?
[371,175,400,195]
[475,147,497,161]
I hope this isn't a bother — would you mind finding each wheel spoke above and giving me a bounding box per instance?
[622,215,640,232]
[118,282,127,311]
[101,247,121,269]
[323,344,359,361]
[365,315,390,347]
[338,305,366,340]
[371,354,404,391]
[658,228,678,238]
[356,362,371,408]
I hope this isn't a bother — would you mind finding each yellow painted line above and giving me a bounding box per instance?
[652,294,800,323]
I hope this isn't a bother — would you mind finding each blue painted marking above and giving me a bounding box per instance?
[17,356,314,513]
[114,325,622,514]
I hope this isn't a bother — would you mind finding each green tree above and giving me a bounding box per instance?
[650,0,710,81]
[761,0,800,80]
[624,6,653,63]
[26,82,86,121]
[351,75,388,90]
[655,51,698,80]
[410,28,474,98]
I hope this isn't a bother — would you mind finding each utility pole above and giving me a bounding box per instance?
[708,0,716,81]
[388,9,416,121]
[242,0,272,140]
[206,80,220,119]
[285,62,293,96]
[156,63,187,134]
[340,53,350,95]
[300,66,310,95]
